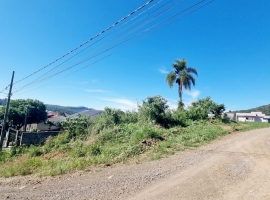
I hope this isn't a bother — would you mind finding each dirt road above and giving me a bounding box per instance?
[1,128,270,200]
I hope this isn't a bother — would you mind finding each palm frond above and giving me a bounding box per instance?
[166,72,176,88]
[172,59,187,72]
[187,74,196,86]
[187,67,198,76]
[168,58,197,99]
[184,78,192,90]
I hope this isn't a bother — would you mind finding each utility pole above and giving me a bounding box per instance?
[23,106,28,132]
[0,71,15,148]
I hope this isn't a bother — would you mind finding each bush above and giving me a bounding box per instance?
[186,97,225,120]
[123,110,138,123]
[61,115,91,140]
[90,108,124,134]
[172,110,190,127]
[138,95,169,126]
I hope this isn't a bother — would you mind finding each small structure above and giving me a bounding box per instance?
[236,112,270,122]
[223,112,235,120]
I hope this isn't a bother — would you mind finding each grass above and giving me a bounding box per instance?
[0,121,270,177]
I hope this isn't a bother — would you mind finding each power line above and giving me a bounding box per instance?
[0,86,10,94]
[13,0,186,93]
[0,0,154,92]
[15,0,213,94]
[12,0,167,93]
[15,0,215,95]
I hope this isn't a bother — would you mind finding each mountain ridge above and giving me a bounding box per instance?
[233,104,270,115]
[0,99,91,115]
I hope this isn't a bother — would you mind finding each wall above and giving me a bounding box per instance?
[237,116,250,122]
[254,117,263,122]
[20,131,60,146]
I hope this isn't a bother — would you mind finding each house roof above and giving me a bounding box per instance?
[47,116,66,123]
[236,112,266,117]
[67,109,103,119]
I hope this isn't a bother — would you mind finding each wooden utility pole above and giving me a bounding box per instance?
[0,71,15,148]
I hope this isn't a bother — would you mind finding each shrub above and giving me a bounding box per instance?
[186,97,225,120]
[90,108,124,134]
[172,110,190,127]
[61,115,92,140]
[138,95,169,126]
[123,110,138,123]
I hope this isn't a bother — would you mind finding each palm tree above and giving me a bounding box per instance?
[166,58,198,104]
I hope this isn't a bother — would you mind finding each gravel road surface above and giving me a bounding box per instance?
[1,128,270,200]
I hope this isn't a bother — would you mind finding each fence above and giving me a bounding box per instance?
[20,131,60,146]
[1,128,60,148]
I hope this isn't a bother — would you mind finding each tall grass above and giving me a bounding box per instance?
[1,97,270,177]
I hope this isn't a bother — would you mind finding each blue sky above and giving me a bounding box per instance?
[0,0,269,111]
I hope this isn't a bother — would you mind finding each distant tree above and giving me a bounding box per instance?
[166,59,198,109]
[234,104,270,116]
[186,97,225,120]
[0,98,7,106]
[0,99,47,128]
[138,95,170,125]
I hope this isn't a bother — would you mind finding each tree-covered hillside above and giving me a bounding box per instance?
[45,104,90,115]
[235,104,270,115]
[0,99,90,115]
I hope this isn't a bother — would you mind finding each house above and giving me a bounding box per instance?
[24,111,66,132]
[24,121,62,132]
[236,112,270,123]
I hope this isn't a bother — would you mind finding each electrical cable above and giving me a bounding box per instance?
[15,0,215,95]
[12,0,167,93]
[0,0,154,92]
[14,0,186,93]
[15,0,212,94]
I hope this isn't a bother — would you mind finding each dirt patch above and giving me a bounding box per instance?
[83,135,98,145]
[220,125,233,131]
[43,152,68,160]
[1,128,270,200]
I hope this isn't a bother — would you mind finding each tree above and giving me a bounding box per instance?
[0,99,47,128]
[166,59,198,107]
[138,95,170,126]
[186,97,225,120]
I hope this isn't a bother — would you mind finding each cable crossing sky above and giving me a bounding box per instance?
[2,0,215,97]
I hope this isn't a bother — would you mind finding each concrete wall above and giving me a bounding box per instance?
[26,123,60,131]
[237,116,267,122]
[21,131,60,146]
[254,117,263,122]
[237,116,251,122]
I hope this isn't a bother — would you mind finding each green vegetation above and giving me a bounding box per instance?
[45,104,90,115]
[1,95,270,178]
[234,104,270,116]
[0,99,47,128]
[166,59,198,108]
[0,99,91,115]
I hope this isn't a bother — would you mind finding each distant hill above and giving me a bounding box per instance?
[0,99,90,115]
[45,104,91,115]
[234,104,270,116]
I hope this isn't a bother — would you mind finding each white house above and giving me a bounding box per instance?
[236,112,270,122]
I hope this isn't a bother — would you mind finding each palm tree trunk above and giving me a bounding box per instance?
[178,86,182,103]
